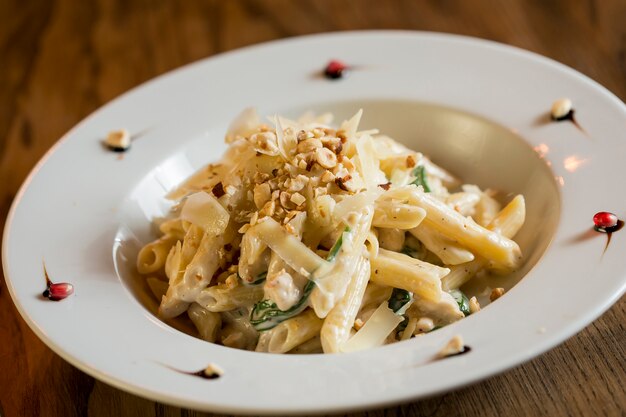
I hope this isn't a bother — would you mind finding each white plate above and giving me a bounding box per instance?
[3,31,626,415]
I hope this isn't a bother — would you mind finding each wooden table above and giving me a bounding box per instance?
[1,1,625,416]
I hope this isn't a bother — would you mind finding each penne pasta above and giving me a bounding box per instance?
[370,248,448,303]
[409,224,474,265]
[135,108,526,354]
[321,255,370,353]
[188,303,222,343]
[441,195,526,290]
[395,187,522,269]
[373,202,426,229]
[136,235,178,274]
[259,309,323,353]
[196,281,264,312]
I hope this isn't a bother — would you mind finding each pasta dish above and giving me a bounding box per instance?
[136,108,525,354]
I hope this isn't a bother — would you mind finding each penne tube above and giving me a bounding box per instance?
[253,217,327,277]
[398,187,521,269]
[238,229,270,283]
[321,255,370,353]
[146,277,168,301]
[364,231,380,259]
[441,195,526,290]
[373,202,426,229]
[288,336,323,354]
[263,309,323,354]
[136,235,178,274]
[179,231,225,302]
[158,218,186,240]
[359,283,394,313]
[370,248,447,303]
[188,303,222,343]
[310,207,374,318]
[487,195,526,239]
[409,224,474,265]
[196,282,264,312]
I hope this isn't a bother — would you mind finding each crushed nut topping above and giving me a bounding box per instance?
[290,192,306,207]
[490,287,505,302]
[230,117,363,230]
[469,296,481,313]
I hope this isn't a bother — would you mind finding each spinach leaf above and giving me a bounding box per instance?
[388,288,414,315]
[326,226,350,262]
[411,165,431,193]
[249,228,350,331]
[448,289,471,316]
[250,280,316,331]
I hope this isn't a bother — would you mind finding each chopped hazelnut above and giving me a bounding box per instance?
[250,131,279,156]
[279,191,295,209]
[202,363,224,379]
[253,183,271,209]
[296,138,323,154]
[287,175,309,192]
[253,172,271,184]
[490,287,505,302]
[321,170,335,183]
[284,223,296,235]
[290,192,306,206]
[315,147,338,169]
[259,200,276,217]
[469,296,481,313]
[415,317,434,333]
[354,318,364,331]
[105,129,131,151]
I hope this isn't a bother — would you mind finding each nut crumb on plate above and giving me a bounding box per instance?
[437,335,466,359]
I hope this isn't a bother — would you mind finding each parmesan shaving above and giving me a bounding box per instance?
[341,302,403,352]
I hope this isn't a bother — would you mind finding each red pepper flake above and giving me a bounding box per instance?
[406,155,416,168]
[378,182,392,190]
[212,182,225,198]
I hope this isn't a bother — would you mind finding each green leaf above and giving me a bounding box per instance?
[448,289,471,316]
[249,227,352,331]
[411,165,431,193]
[326,226,350,262]
[388,288,413,315]
[250,280,316,331]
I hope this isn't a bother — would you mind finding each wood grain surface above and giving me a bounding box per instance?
[1,1,625,416]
